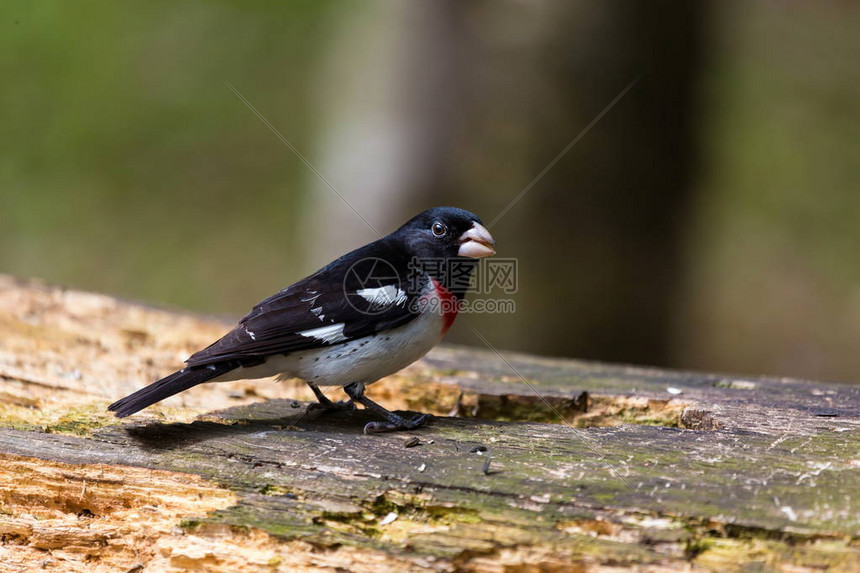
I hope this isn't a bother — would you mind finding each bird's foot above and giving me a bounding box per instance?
[308,399,356,413]
[363,413,431,434]
[306,382,356,413]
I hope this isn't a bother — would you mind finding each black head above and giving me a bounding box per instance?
[391,207,496,295]
[393,207,495,261]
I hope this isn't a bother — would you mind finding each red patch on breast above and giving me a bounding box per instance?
[431,278,459,335]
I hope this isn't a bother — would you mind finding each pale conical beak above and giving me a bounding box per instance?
[457,222,496,258]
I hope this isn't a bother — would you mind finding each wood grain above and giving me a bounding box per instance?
[1,275,858,572]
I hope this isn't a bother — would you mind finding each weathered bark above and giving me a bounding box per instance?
[0,274,858,572]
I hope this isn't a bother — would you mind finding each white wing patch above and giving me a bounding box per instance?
[297,323,347,344]
[356,285,408,309]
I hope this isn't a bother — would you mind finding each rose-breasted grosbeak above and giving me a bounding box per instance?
[108,207,496,433]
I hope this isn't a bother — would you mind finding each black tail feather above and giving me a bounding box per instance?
[108,363,235,418]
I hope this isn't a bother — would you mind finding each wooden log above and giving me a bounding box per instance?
[0,274,857,572]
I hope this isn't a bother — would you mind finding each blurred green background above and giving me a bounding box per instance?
[2,1,858,383]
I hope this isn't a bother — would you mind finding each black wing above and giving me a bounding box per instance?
[185,244,424,367]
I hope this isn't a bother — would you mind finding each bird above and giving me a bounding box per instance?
[108,206,496,433]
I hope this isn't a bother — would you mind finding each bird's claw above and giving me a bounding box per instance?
[309,399,356,413]
[363,413,431,434]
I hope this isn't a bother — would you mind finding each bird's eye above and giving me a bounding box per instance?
[431,221,447,237]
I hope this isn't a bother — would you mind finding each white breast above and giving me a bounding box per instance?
[283,307,444,386]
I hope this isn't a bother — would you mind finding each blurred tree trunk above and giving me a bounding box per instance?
[309,0,705,366]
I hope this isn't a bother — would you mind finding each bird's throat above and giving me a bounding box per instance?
[431,278,460,335]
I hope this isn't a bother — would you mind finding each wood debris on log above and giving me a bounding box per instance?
[0,275,858,572]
